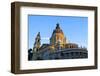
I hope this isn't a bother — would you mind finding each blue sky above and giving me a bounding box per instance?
[28,15,88,49]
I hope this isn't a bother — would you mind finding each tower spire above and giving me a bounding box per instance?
[33,32,41,52]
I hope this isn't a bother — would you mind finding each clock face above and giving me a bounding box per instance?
[56,39,61,44]
[58,39,61,42]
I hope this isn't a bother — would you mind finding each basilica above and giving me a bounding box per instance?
[28,23,88,60]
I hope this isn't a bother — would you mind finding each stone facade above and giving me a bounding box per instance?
[28,23,88,60]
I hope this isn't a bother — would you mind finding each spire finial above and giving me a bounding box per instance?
[56,23,60,29]
[37,32,40,36]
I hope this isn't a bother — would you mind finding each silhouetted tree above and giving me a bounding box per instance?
[28,48,33,60]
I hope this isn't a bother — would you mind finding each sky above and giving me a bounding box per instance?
[28,15,88,49]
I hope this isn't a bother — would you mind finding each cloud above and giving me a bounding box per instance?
[41,37,50,40]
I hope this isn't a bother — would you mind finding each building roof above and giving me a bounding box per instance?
[40,44,50,50]
[66,43,78,45]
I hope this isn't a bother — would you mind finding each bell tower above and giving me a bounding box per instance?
[33,32,41,52]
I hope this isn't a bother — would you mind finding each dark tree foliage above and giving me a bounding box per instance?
[28,48,33,60]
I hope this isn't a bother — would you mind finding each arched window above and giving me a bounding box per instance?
[70,45,72,48]
[71,45,73,48]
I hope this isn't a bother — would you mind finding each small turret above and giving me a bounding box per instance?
[56,23,60,29]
